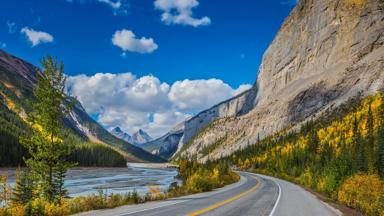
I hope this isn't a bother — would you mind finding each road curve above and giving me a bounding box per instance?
[74,172,341,216]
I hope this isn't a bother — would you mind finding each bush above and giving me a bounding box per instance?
[338,174,384,216]
[185,174,214,193]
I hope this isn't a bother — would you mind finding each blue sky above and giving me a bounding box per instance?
[0,0,296,138]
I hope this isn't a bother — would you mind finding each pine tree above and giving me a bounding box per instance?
[12,170,34,204]
[378,94,384,177]
[353,113,366,172]
[20,56,74,203]
[378,123,384,178]
[53,162,69,202]
[366,102,375,173]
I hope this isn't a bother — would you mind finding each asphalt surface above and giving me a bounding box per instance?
[74,172,341,216]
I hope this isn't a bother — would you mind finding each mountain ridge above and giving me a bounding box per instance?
[142,120,186,159]
[175,0,384,161]
[110,127,153,146]
[0,49,165,163]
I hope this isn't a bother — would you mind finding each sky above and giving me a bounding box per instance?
[0,0,296,138]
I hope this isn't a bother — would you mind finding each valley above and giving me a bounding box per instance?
[1,0,384,215]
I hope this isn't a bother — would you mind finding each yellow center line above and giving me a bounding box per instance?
[187,176,260,216]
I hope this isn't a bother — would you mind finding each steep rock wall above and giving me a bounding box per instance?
[177,0,384,160]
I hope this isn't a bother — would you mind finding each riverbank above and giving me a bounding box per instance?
[0,161,239,216]
[127,162,178,169]
[1,166,179,197]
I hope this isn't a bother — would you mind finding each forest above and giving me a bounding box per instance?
[218,93,384,216]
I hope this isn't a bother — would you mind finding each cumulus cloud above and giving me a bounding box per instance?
[112,29,158,54]
[169,79,244,111]
[66,72,251,138]
[20,27,54,47]
[154,0,211,27]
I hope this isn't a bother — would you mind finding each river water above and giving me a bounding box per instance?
[1,165,179,198]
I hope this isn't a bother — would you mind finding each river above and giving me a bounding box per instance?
[1,165,179,198]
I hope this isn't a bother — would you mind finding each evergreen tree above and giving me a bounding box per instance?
[378,94,384,177]
[353,114,366,172]
[378,123,384,178]
[53,162,69,202]
[12,170,34,204]
[366,102,375,173]
[20,56,74,203]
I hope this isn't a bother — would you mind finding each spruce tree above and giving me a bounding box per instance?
[353,114,366,172]
[367,102,375,173]
[378,123,384,178]
[20,56,74,203]
[378,94,384,177]
[12,170,34,204]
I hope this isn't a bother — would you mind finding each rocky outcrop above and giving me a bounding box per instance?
[177,0,384,160]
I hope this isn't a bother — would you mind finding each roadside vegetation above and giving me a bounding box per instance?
[0,158,239,216]
[217,93,384,216]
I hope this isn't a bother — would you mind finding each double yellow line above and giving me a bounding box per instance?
[187,176,260,216]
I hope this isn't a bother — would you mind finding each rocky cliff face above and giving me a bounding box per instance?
[177,86,258,152]
[177,0,384,160]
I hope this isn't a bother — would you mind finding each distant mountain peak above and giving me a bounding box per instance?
[113,127,123,133]
[110,127,152,146]
[110,127,133,144]
[132,129,152,145]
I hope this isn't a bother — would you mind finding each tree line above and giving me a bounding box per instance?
[216,93,384,215]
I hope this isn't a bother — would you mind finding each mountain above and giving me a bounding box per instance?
[110,127,134,143]
[0,49,165,163]
[111,127,153,146]
[142,121,185,159]
[132,129,153,145]
[175,0,384,160]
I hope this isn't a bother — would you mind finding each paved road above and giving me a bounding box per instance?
[74,172,341,216]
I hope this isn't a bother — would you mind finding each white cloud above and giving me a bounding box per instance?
[20,27,54,47]
[112,29,158,54]
[233,84,252,96]
[66,72,251,138]
[169,79,251,112]
[66,0,128,15]
[98,0,121,9]
[154,0,211,27]
[1,42,6,48]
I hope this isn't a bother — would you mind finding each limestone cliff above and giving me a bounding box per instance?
[177,0,384,160]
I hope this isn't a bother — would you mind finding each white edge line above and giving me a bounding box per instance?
[243,172,282,216]
[116,200,188,216]
[268,178,281,216]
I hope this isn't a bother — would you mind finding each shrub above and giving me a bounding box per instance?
[185,174,214,193]
[338,174,384,216]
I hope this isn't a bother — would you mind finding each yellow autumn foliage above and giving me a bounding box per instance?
[338,174,384,216]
